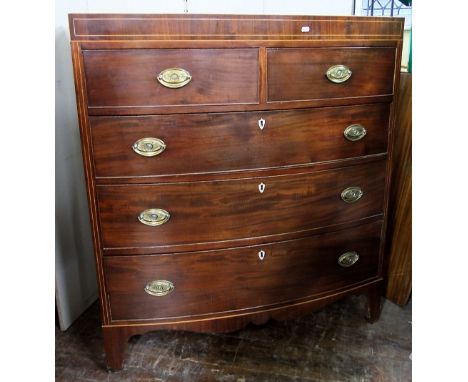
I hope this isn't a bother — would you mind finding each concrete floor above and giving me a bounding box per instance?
[55,295,411,381]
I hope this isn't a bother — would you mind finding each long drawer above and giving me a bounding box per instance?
[267,47,395,102]
[90,104,389,178]
[97,161,386,250]
[83,48,259,108]
[104,220,382,321]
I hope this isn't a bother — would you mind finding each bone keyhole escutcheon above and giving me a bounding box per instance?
[258,118,266,130]
[258,250,266,260]
[258,182,266,193]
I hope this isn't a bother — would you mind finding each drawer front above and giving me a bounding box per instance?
[91,104,389,178]
[83,49,259,107]
[97,161,386,249]
[267,47,395,102]
[104,220,382,321]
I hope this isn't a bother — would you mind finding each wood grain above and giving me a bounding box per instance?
[83,48,259,108]
[69,14,404,41]
[104,220,382,322]
[385,73,412,305]
[90,104,390,179]
[267,47,395,101]
[97,161,386,251]
[70,42,111,325]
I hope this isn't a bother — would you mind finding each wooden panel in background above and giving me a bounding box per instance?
[385,72,412,305]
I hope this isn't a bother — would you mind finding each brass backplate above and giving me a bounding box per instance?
[157,68,192,88]
[338,251,360,267]
[344,124,367,141]
[144,280,175,296]
[132,137,166,157]
[138,208,171,226]
[326,65,352,83]
[341,187,363,203]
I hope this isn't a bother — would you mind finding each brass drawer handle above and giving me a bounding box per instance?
[138,208,170,226]
[326,65,352,83]
[144,280,174,296]
[338,251,360,268]
[341,187,363,203]
[344,124,367,141]
[157,68,192,88]
[132,137,166,157]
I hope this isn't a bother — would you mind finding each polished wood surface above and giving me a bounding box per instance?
[69,14,403,41]
[97,161,386,250]
[91,103,390,179]
[69,14,404,370]
[385,72,412,305]
[105,220,382,321]
[94,154,387,186]
[267,47,395,102]
[83,48,259,108]
[71,42,111,325]
[366,282,383,323]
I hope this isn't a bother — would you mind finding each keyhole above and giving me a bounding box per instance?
[258,182,266,193]
[258,250,266,260]
[258,118,265,130]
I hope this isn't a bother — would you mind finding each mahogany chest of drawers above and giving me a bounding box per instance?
[69,14,404,370]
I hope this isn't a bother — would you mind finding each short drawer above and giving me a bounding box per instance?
[104,220,382,321]
[83,48,259,108]
[90,103,389,178]
[267,47,395,102]
[97,161,386,250]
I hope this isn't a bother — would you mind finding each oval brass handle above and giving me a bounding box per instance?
[326,65,352,83]
[344,124,367,141]
[138,208,170,226]
[341,187,363,203]
[157,68,192,88]
[132,137,166,157]
[144,280,174,296]
[338,251,360,268]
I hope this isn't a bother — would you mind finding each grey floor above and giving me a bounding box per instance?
[55,295,412,381]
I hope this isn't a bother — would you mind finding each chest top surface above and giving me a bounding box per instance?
[69,14,404,41]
